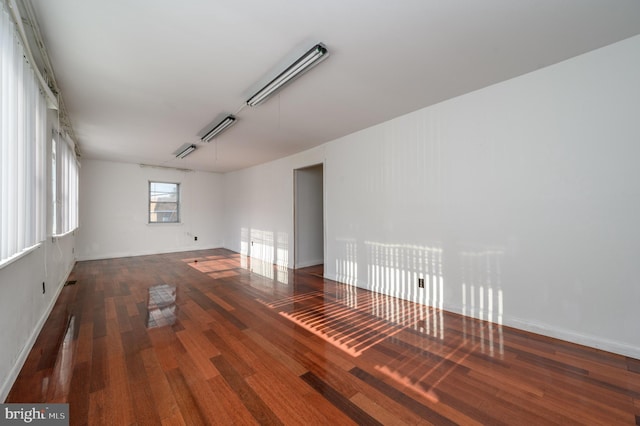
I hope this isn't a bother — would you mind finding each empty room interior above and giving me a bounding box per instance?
[1,1,640,424]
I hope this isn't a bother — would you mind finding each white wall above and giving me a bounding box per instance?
[224,146,325,268]
[295,165,324,268]
[77,160,225,260]
[224,35,640,358]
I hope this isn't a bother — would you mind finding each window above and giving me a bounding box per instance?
[0,4,47,265]
[52,134,79,236]
[149,182,180,223]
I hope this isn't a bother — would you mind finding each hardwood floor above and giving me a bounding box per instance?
[7,249,640,425]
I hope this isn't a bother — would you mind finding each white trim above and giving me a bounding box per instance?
[52,228,77,239]
[503,316,640,360]
[444,301,640,359]
[0,242,42,270]
[295,259,324,269]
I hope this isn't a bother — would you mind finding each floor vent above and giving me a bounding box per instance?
[64,280,77,286]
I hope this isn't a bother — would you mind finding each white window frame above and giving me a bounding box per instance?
[148,181,180,224]
[52,132,79,237]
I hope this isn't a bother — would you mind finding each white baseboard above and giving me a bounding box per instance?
[0,262,74,402]
[295,259,324,268]
[442,302,640,359]
[76,245,223,261]
[502,316,640,359]
[323,273,639,360]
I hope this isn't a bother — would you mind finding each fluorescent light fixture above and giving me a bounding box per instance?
[247,43,329,107]
[201,115,236,142]
[176,144,196,159]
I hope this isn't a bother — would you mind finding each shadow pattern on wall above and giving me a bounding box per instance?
[239,227,289,284]
[366,241,444,307]
[460,246,505,358]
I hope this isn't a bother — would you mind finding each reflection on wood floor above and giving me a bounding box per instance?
[7,249,640,425]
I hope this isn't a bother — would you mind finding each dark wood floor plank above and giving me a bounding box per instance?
[173,335,220,383]
[127,362,163,426]
[74,321,93,365]
[115,298,133,333]
[302,350,361,398]
[186,373,254,425]
[211,354,282,425]
[244,371,354,425]
[67,361,90,426]
[88,388,106,425]
[104,326,136,425]
[348,392,411,426]
[350,366,459,425]
[243,328,308,376]
[165,368,207,426]
[138,348,182,423]
[204,329,256,378]
[301,371,383,425]
[6,248,639,425]
[628,357,640,374]
[179,299,214,329]
[89,336,107,393]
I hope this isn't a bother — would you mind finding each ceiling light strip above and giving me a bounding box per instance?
[246,43,329,107]
[176,144,196,159]
[201,115,236,142]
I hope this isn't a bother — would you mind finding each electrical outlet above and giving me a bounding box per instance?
[194,236,198,241]
[418,278,425,288]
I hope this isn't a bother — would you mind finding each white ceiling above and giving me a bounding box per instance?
[30,0,640,173]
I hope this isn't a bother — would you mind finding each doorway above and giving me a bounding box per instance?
[294,164,324,269]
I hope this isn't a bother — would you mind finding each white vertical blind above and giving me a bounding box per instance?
[0,2,47,264]
[53,133,78,236]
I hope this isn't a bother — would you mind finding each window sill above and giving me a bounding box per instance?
[52,228,77,239]
[0,242,43,270]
